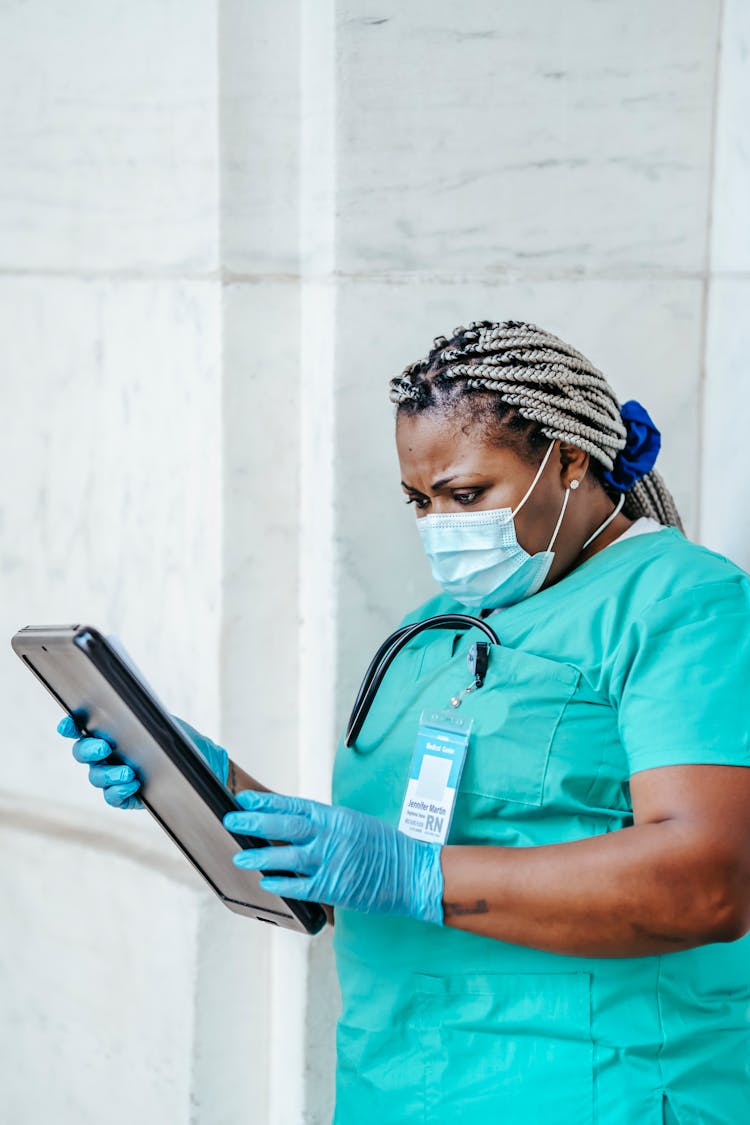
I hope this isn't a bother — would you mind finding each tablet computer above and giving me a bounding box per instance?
[11,624,326,935]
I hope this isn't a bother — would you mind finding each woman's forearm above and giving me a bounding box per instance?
[441,822,746,957]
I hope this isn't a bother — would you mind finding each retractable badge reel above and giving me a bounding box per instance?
[398,641,490,846]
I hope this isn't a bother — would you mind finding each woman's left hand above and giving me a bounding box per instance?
[223,791,444,924]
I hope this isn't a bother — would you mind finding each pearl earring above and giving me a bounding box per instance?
[569,479,580,491]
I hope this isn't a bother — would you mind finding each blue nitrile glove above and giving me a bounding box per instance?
[56,715,229,810]
[223,791,445,924]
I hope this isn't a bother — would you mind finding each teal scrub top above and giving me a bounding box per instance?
[331,527,750,1125]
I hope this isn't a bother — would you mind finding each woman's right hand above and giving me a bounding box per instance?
[57,714,229,810]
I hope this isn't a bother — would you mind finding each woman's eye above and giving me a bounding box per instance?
[454,491,481,505]
[405,496,429,510]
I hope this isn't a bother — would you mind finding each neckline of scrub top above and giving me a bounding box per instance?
[483,525,685,620]
[559,522,679,580]
[603,515,666,548]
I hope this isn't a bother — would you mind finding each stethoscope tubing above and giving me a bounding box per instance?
[345,613,501,747]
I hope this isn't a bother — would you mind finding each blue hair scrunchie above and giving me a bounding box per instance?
[602,399,661,492]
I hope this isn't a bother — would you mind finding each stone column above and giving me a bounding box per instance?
[701,0,750,570]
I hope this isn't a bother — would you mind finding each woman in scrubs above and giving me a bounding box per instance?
[64,320,750,1125]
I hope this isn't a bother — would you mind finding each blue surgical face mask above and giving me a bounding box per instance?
[417,440,622,610]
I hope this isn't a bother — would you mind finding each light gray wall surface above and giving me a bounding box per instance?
[0,2,747,1123]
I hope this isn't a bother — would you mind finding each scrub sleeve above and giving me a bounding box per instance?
[613,580,750,772]
[331,528,750,1125]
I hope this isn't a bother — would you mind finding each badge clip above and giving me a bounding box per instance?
[449,641,490,708]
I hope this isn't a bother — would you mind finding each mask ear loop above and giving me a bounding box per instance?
[546,475,627,555]
[512,439,569,552]
[511,439,556,518]
[546,485,572,552]
[582,492,625,550]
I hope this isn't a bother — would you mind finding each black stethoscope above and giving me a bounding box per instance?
[345,614,502,748]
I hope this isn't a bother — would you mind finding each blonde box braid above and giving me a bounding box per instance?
[389,320,683,531]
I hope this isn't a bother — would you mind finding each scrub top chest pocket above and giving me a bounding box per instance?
[459,642,581,807]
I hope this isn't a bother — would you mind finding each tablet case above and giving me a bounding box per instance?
[11,624,326,935]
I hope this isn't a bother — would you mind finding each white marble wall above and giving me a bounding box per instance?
[0,0,219,274]
[0,2,247,1122]
[335,1,718,276]
[0,1,746,1123]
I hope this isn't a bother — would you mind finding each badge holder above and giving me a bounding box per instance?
[397,641,490,845]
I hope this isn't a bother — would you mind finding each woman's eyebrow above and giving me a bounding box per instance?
[402,474,482,492]
[400,478,458,492]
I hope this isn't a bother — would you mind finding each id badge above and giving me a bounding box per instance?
[398,710,472,845]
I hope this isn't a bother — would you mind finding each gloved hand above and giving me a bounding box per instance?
[222,791,444,924]
[57,714,229,810]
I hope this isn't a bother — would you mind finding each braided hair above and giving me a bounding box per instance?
[389,319,683,531]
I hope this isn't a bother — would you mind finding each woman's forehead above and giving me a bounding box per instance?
[396,410,527,481]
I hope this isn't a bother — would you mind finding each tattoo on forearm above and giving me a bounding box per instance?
[444,899,490,918]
